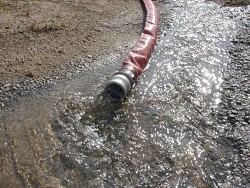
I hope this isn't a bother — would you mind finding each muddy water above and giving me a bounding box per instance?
[0,0,247,187]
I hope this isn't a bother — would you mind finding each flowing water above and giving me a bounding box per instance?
[0,0,249,187]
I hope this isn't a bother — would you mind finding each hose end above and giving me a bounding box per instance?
[104,70,135,100]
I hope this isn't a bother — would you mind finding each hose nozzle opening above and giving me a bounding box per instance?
[104,72,134,100]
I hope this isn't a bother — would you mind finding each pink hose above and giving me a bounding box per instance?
[104,0,159,99]
[122,0,159,76]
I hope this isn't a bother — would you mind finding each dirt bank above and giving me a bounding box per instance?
[0,0,145,81]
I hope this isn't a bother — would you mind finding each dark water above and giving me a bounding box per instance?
[0,0,249,187]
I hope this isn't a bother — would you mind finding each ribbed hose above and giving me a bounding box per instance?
[104,0,159,100]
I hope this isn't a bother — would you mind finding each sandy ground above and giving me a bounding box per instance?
[0,0,145,81]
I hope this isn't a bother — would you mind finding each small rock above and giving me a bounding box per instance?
[58,49,64,53]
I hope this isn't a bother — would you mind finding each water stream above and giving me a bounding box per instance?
[0,0,248,187]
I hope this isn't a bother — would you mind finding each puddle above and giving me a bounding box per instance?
[0,0,248,187]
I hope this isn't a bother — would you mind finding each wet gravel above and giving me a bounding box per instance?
[213,5,250,187]
[0,47,129,109]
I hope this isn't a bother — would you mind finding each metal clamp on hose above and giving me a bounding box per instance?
[104,69,135,100]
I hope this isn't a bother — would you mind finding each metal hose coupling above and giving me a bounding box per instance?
[104,69,136,100]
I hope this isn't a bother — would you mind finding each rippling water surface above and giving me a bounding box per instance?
[0,0,247,187]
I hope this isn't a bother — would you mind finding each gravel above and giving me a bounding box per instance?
[213,5,250,187]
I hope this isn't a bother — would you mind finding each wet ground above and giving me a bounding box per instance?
[0,0,250,187]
